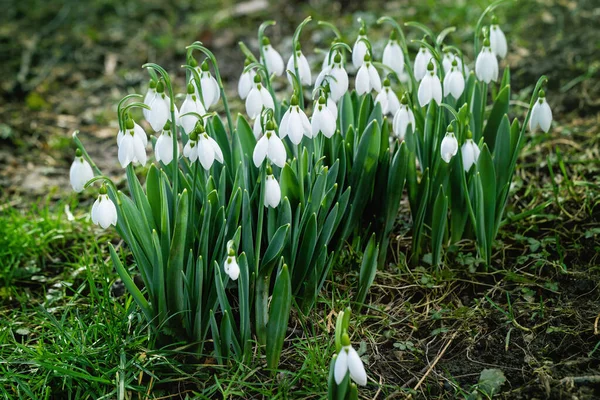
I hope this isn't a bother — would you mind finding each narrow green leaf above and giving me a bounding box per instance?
[266,264,292,369]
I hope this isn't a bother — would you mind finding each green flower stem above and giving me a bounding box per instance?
[292,16,312,110]
[254,165,266,276]
[186,42,234,135]
[117,94,143,131]
[257,21,280,122]
[317,20,342,39]
[474,0,512,54]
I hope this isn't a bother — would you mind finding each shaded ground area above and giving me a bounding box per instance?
[1,0,600,398]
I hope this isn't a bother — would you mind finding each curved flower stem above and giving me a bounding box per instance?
[292,16,312,110]
[378,16,410,65]
[257,21,280,121]
[186,42,234,135]
[143,63,179,198]
[317,20,342,39]
[181,64,206,108]
[474,0,512,54]
[117,94,143,131]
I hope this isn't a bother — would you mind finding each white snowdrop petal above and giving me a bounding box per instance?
[264,45,285,76]
[133,135,147,166]
[431,75,442,105]
[375,91,389,115]
[327,97,338,119]
[118,135,133,168]
[208,137,224,163]
[260,88,275,111]
[368,65,382,93]
[334,350,349,385]
[265,175,281,208]
[355,65,370,95]
[387,91,401,116]
[253,136,269,167]
[288,111,304,145]
[321,108,337,138]
[418,75,433,107]
[198,139,215,170]
[133,122,148,147]
[383,42,404,76]
[347,347,367,386]
[246,88,263,119]
[279,109,291,139]
[268,135,287,168]
[352,38,368,69]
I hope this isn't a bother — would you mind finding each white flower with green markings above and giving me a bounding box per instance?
[489,16,508,59]
[440,127,459,163]
[311,96,337,138]
[529,90,553,133]
[475,39,498,83]
[69,149,94,193]
[461,132,481,171]
[246,74,274,119]
[355,54,381,95]
[261,37,284,76]
[253,120,286,168]
[91,186,117,229]
[287,44,312,86]
[418,62,442,106]
[280,95,311,144]
[334,333,367,387]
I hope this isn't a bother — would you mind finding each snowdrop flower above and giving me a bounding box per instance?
[489,16,508,59]
[418,62,442,107]
[147,81,178,132]
[382,30,405,79]
[352,27,369,69]
[287,43,312,86]
[442,51,469,76]
[264,170,281,208]
[69,149,94,193]
[375,78,400,116]
[355,54,381,95]
[334,333,367,386]
[311,96,337,138]
[199,60,220,110]
[91,186,117,229]
[392,95,415,141]
[315,53,349,102]
[414,46,435,81]
[223,254,240,281]
[444,60,465,99]
[142,80,156,121]
[246,74,275,119]
[183,124,224,170]
[253,120,286,168]
[261,37,284,76]
[155,120,178,165]
[280,95,311,144]
[238,59,256,100]
[475,39,498,83]
[440,126,458,163]
[118,117,147,168]
[529,90,553,133]
[461,132,481,171]
[179,83,206,134]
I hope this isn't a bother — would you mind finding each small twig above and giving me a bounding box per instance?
[560,375,600,385]
[413,331,458,392]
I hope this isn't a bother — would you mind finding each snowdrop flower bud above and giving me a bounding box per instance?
[91,186,117,229]
[143,80,157,121]
[238,59,256,100]
[253,120,287,168]
[287,43,312,86]
[529,90,553,133]
[147,81,177,132]
[199,60,220,109]
[223,255,240,281]
[262,37,285,76]
[155,120,178,165]
[70,149,94,193]
[118,116,147,168]
[280,95,311,144]
[355,54,382,95]
[246,75,275,119]
[418,62,442,107]
[392,94,415,141]
[382,30,405,79]
[444,60,465,99]
[311,96,337,138]
[440,126,458,163]
[334,333,367,386]
[264,168,281,208]
[352,27,369,69]
[414,46,435,81]
[375,78,400,116]
[475,39,498,84]
[489,16,508,59]
[179,83,206,134]
[461,131,481,171]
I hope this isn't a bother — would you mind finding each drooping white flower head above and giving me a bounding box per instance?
[261,37,285,76]
[442,51,469,76]
[264,171,281,208]
[287,44,312,86]
[475,39,499,84]
[253,120,287,168]
[352,27,369,69]
[246,74,275,119]
[375,78,401,116]
[155,120,179,165]
[489,17,508,59]
[334,334,368,387]
[280,95,311,145]
[315,53,349,102]
[529,90,553,133]
[69,149,94,193]
[311,96,337,138]
[355,54,381,95]
[382,30,405,79]
[418,61,442,107]
[223,255,240,281]
[443,60,465,99]
[183,124,224,170]
[179,83,207,134]
[118,116,147,168]
[238,59,257,100]
[461,134,481,172]
[147,81,178,132]
[143,80,157,121]
[414,46,436,81]
[392,95,415,141]
[440,127,459,163]
[198,60,220,110]
[91,187,117,229]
